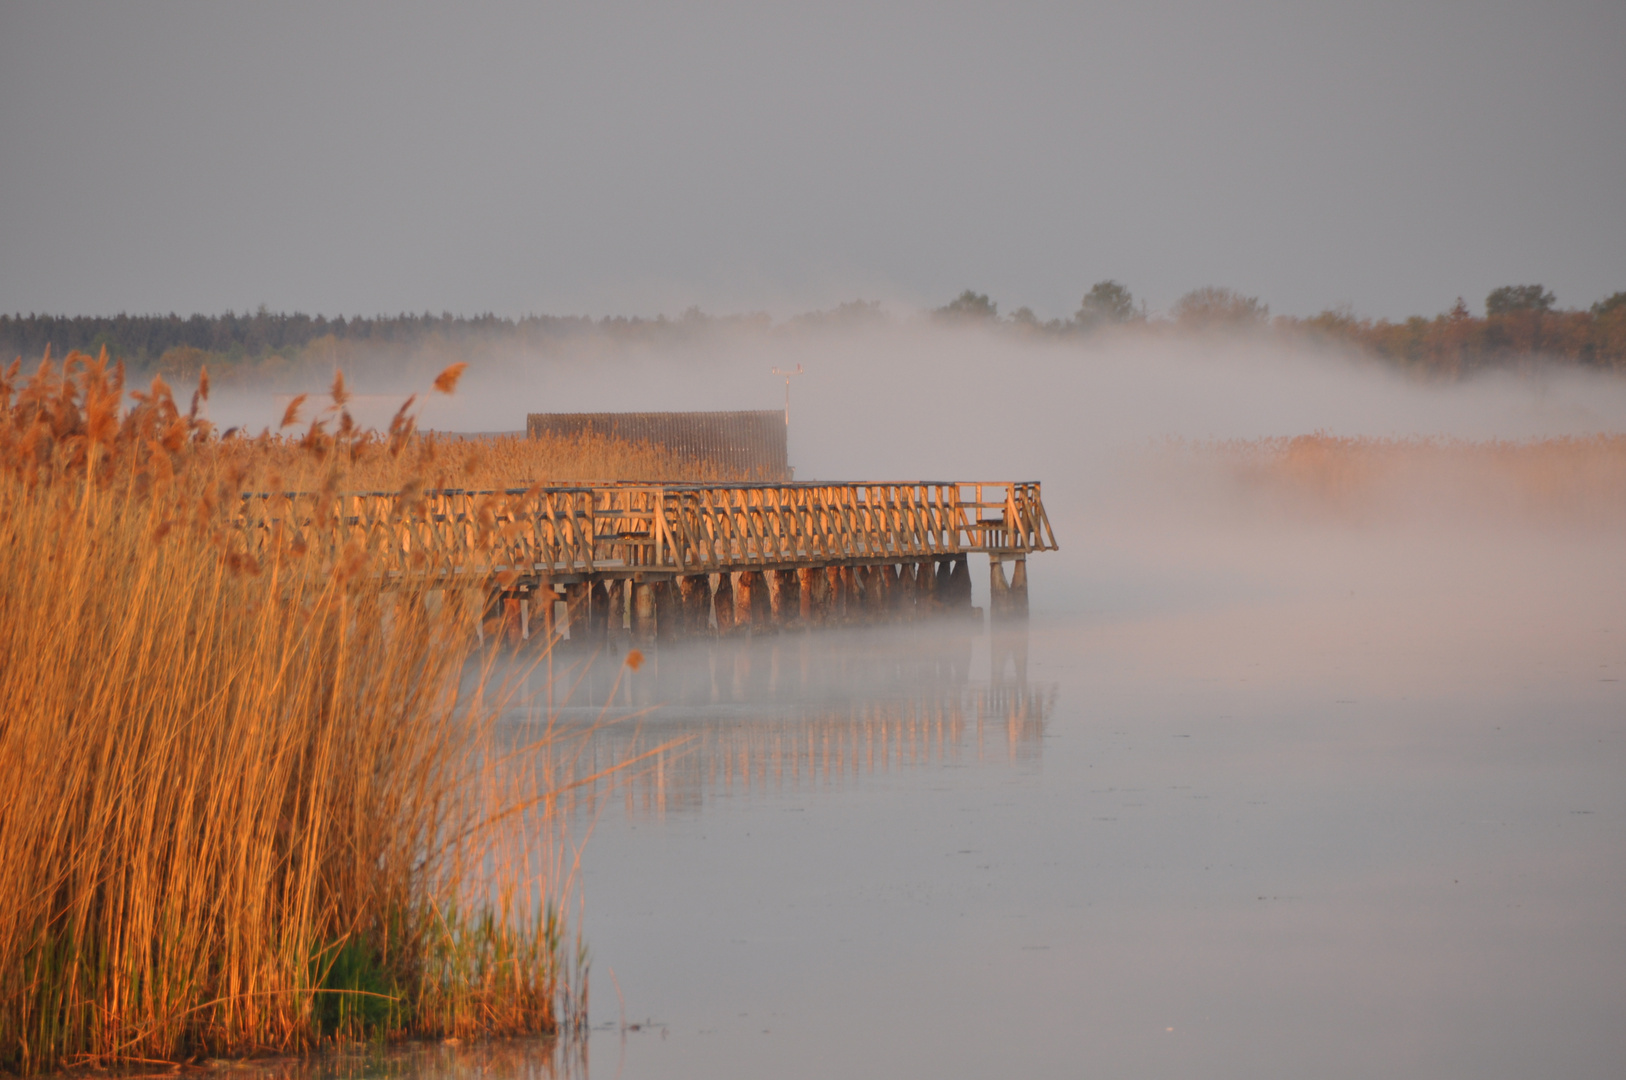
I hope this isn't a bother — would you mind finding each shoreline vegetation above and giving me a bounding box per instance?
[3,283,1624,389]
[0,352,712,1076]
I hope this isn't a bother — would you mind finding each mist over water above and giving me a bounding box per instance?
[213,320,1626,623]
[225,325,1624,1078]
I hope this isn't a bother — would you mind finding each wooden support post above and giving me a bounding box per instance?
[738,571,756,629]
[807,566,830,626]
[537,576,555,641]
[915,559,937,612]
[766,569,793,627]
[860,565,885,618]
[654,580,679,644]
[896,561,917,616]
[797,567,815,622]
[751,571,772,628]
[678,575,710,634]
[944,555,971,612]
[989,557,1011,622]
[564,582,590,642]
[838,566,857,625]
[735,570,765,631]
[881,564,900,616]
[588,580,611,645]
[633,582,657,643]
[780,569,802,625]
[1010,556,1029,618]
[713,572,735,635]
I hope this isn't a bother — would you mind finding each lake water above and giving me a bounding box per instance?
[472,494,1625,1080]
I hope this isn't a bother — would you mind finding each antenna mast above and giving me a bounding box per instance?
[771,364,804,427]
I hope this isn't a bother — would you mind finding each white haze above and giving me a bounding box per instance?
[208,325,1626,626]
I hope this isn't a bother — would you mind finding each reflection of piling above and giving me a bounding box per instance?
[991,623,1028,683]
[541,631,1057,820]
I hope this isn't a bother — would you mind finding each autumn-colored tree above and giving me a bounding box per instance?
[1172,287,1268,329]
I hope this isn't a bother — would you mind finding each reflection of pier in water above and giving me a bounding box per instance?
[507,627,1052,819]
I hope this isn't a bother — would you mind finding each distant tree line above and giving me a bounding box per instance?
[0,308,605,373]
[5,285,1623,383]
[935,282,1626,375]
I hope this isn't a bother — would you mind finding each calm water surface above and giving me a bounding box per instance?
[472,552,1625,1080]
[353,501,1626,1080]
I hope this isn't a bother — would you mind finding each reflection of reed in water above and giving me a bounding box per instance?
[508,627,1054,820]
[218,1036,580,1080]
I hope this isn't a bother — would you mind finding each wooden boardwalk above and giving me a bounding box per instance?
[238,480,1056,639]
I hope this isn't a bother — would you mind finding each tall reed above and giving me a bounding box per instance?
[0,352,585,1073]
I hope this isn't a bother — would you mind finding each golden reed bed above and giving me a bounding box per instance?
[232,373,744,494]
[0,352,707,1073]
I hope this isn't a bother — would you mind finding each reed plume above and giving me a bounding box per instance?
[0,352,589,1073]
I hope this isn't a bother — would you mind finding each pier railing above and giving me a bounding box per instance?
[236,480,1056,580]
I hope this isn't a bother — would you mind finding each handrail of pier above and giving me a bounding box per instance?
[234,480,1057,579]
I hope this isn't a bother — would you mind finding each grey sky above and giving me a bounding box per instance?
[2,0,1622,322]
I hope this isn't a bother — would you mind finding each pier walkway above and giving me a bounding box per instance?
[238,480,1057,640]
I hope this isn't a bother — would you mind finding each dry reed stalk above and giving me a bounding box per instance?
[210,426,746,495]
[0,353,591,1074]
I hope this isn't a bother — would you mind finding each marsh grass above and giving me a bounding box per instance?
[226,382,747,493]
[0,351,640,1074]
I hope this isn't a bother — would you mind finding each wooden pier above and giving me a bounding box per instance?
[237,480,1056,642]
